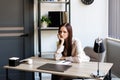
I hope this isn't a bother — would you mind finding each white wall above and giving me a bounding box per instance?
[37,0,108,53]
[71,0,108,48]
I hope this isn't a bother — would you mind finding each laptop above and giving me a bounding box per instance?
[37,63,72,72]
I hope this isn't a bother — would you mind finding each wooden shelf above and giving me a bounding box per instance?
[40,27,59,30]
[40,1,68,3]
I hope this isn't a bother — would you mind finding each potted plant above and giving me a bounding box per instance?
[41,16,51,28]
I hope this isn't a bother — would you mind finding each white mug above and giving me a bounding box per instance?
[27,59,33,65]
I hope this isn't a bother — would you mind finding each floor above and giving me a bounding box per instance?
[35,73,120,80]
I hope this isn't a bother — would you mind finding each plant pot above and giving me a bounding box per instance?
[41,22,48,28]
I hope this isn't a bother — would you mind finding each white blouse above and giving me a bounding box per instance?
[54,38,90,63]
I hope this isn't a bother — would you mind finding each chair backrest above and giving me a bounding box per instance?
[84,46,106,62]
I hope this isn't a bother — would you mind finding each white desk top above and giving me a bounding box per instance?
[4,56,113,79]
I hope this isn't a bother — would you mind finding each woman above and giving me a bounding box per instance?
[52,23,90,80]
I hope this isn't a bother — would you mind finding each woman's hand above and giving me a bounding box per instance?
[57,34,64,45]
[60,56,65,60]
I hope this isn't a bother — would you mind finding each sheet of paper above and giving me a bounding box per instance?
[56,60,71,65]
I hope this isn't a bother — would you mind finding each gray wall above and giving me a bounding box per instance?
[106,38,120,77]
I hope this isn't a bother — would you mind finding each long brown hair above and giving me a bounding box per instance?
[58,23,73,56]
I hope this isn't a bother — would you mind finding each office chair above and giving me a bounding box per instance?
[84,46,106,62]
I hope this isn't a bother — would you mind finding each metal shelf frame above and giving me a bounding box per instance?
[38,0,71,56]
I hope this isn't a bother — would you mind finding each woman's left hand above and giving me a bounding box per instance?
[60,56,65,60]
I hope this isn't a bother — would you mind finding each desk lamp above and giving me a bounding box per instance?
[91,38,105,78]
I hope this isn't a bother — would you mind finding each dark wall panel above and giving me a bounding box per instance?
[0,0,23,26]
[0,37,24,80]
[0,0,34,80]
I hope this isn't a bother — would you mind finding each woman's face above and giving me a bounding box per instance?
[59,26,68,40]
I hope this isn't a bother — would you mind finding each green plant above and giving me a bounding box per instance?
[41,16,51,24]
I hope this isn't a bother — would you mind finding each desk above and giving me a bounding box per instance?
[4,57,113,80]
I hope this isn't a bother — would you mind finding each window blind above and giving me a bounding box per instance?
[109,0,120,39]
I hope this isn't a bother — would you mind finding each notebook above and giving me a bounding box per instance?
[37,63,72,72]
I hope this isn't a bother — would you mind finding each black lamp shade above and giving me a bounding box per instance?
[93,39,105,53]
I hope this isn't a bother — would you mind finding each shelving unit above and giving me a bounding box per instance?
[38,0,71,56]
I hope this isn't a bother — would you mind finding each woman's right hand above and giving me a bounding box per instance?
[57,34,64,45]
